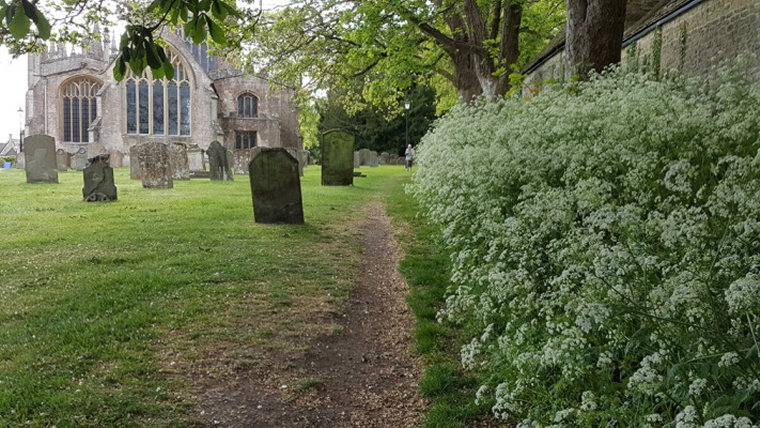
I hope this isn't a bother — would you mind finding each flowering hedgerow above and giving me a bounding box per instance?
[410,69,760,427]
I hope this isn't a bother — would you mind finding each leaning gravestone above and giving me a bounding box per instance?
[71,148,89,171]
[321,130,354,186]
[24,135,58,184]
[168,142,190,180]
[129,145,142,179]
[56,149,69,171]
[207,141,233,181]
[137,142,173,188]
[249,148,304,224]
[82,154,117,201]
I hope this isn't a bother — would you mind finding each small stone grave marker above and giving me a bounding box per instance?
[24,135,58,184]
[168,142,190,180]
[207,141,234,181]
[82,154,117,201]
[137,142,173,188]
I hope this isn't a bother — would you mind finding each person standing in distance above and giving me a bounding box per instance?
[405,144,414,171]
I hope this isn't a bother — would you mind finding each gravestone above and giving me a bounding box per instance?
[368,151,379,168]
[187,145,205,171]
[249,148,304,224]
[137,142,173,188]
[207,141,233,181]
[285,148,305,176]
[353,151,360,168]
[15,152,25,169]
[82,154,117,201]
[321,130,354,186]
[71,147,89,171]
[56,149,69,171]
[109,150,124,168]
[24,135,58,184]
[129,145,142,179]
[168,142,190,180]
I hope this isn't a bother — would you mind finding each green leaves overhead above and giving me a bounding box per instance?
[3,0,52,40]
[111,0,239,81]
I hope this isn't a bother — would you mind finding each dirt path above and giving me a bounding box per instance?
[197,202,425,427]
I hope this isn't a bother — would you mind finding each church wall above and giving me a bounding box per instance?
[25,31,302,158]
[214,75,303,149]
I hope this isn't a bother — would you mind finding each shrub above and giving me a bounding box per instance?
[410,68,760,427]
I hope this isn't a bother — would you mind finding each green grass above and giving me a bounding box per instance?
[386,181,495,428]
[0,166,408,427]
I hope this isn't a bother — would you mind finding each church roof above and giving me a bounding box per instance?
[523,0,699,74]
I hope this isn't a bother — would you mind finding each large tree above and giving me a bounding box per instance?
[565,0,627,78]
[245,0,564,106]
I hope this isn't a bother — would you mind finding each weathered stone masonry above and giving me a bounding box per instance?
[524,0,760,88]
[24,28,302,166]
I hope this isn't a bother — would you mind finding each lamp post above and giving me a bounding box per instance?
[16,106,23,152]
[404,99,410,150]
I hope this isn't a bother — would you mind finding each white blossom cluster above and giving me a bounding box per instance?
[410,67,760,426]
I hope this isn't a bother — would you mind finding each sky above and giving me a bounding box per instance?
[0,0,292,145]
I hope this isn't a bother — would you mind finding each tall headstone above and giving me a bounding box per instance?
[71,147,89,171]
[56,149,69,171]
[368,150,379,168]
[353,151,360,168]
[249,148,304,224]
[321,130,354,186]
[82,154,117,201]
[129,145,142,179]
[207,141,233,181]
[137,142,173,188]
[187,145,205,171]
[168,142,190,180]
[24,135,58,184]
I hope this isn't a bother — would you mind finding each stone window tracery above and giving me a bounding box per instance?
[61,77,101,143]
[237,93,258,118]
[125,49,191,136]
[236,131,257,149]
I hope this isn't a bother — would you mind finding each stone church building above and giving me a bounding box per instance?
[24,28,302,167]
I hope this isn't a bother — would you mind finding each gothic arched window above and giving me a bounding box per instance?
[237,93,258,118]
[61,77,101,143]
[125,49,191,136]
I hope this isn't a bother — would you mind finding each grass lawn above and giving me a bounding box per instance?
[0,165,412,427]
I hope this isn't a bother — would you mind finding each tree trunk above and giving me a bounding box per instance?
[452,50,483,102]
[495,2,522,95]
[565,0,627,79]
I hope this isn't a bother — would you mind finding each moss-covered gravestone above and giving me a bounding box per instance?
[24,135,58,184]
[82,154,117,202]
[321,129,354,186]
[249,148,304,224]
[168,142,190,180]
[137,142,173,189]
[207,141,233,181]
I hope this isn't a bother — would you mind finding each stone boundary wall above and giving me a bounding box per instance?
[524,0,760,90]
